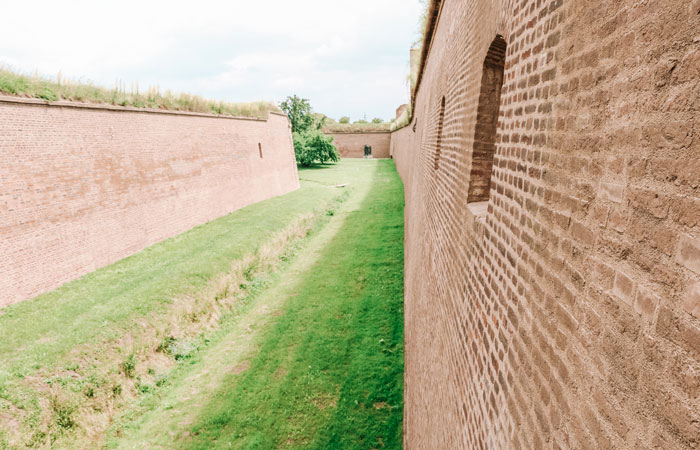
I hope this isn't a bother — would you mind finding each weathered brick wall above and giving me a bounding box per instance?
[327,132,391,158]
[392,0,700,448]
[0,97,299,307]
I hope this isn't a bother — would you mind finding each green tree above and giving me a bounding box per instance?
[354,119,369,124]
[371,117,384,124]
[339,116,351,124]
[281,95,339,166]
[280,95,314,132]
[293,129,339,167]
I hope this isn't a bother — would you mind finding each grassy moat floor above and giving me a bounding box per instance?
[0,159,404,450]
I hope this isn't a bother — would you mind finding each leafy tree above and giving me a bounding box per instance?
[281,95,339,166]
[339,116,351,124]
[293,129,339,167]
[371,117,384,124]
[280,95,314,132]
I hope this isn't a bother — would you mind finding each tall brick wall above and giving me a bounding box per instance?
[0,97,299,308]
[327,132,391,158]
[392,0,700,448]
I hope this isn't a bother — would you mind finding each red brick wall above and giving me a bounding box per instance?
[327,132,391,158]
[0,97,299,308]
[392,0,700,448]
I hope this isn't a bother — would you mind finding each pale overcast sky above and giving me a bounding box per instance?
[0,0,423,121]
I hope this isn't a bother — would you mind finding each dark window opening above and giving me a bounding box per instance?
[467,35,507,204]
[258,142,263,159]
[434,96,446,170]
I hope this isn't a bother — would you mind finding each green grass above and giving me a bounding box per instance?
[0,180,335,379]
[0,68,280,118]
[0,160,404,449]
[324,122,392,133]
[182,160,405,449]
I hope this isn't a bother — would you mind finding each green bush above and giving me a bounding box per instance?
[339,116,350,124]
[293,129,339,167]
[371,117,384,124]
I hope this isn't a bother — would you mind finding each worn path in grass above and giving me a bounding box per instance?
[113,159,405,449]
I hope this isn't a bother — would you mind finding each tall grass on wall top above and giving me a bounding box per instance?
[0,68,280,119]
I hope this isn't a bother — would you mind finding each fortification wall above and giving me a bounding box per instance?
[393,0,700,448]
[328,132,391,158]
[0,97,299,307]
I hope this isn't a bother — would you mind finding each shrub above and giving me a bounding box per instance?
[293,129,339,167]
[339,116,351,124]
[371,117,384,124]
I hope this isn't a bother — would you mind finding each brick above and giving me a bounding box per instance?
[675,234,700,275]
[683,281,700,320]
[634,287,658,320]
[628,187,670,219]
[613,271,636,305]
[670,196,700,228]
[607,208,628,233]
[598,182,625,203]
[570,220,596,246]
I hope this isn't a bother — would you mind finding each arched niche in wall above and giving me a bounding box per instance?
[434,96,446,170]
[467,35,507,208]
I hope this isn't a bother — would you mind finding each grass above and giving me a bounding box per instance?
[0,160,405,449]
[180,160,405,449]
[0,175,341,448]
[324,122,392,133]
[0,67,280,118]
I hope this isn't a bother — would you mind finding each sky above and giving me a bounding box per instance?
[0,0,423,121]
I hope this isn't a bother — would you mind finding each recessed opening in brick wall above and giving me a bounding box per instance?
[467,35,507,210]
[434,96,446,170]
[258,142,263,158]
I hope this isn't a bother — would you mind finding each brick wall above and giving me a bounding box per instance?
[327,132,391,158]
[392,0,700,448]
[0,97,299,308]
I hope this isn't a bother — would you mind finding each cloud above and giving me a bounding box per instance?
[0,0,423,120]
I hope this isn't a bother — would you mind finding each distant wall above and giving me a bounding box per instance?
[0,96,299,307]
[327,132,391,158]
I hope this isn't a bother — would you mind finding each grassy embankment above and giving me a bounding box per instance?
[0,160,404,450]
[0,68,279,118]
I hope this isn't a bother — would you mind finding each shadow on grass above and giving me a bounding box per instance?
[297,162,339,170]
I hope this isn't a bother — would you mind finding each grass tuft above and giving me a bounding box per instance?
[0,67,281,119]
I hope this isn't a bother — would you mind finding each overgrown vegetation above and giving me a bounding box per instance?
[324,120,393,133]
[280,95,340,167]
[0,67,280,118]
[414,0,431,49]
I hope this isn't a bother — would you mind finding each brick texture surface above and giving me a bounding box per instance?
[327,132,391,158]
[0,98,299,307]
[391,0,700,448]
